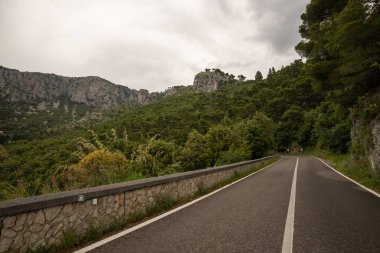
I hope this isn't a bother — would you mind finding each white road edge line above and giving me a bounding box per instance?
[315,157,380,198]
[74,157,283,253]
[281,157,298,253]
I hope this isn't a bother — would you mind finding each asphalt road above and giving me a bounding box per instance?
[84,156,380,253]
[294,157,380,253]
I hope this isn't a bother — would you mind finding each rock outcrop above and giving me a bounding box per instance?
[0,66,159,109]
[351,91,380,173]
[193,70,230,92]
[163,85,187,97]
[369,117,380,172]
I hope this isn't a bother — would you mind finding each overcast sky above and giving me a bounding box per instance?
[0,0,308,92]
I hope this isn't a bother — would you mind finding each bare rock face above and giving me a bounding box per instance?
[193,70,229,92]
[136,89,162,105]
[369,117,380,172]
[351,91,380,173]
[0,66,157,109]
[163,85,187,97]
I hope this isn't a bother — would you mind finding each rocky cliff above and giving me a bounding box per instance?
[193,70,231,92]
[0,66,238,109]
[369,117,380,172]
[352,117,380,173]
[351,91,380,173]
[0,66,159,109]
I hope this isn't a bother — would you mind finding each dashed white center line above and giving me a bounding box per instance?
[282,157,298,253]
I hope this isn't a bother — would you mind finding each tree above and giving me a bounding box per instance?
[295,0,380,98]
[295,0,347,58]
[178,130,209,171]
[297,110,318,148]
[235,112,274,159]
[204,124,233,165]
[266,97,288,120]
[276,106,305,149]
[326,121,351,153]
[267,67,276,83]
[238,75,246,82]
[213,68,223,74]
[255,71,263,81]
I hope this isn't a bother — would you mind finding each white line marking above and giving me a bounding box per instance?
[315,157,380,198]
[74,158,283,253]
[281,157,298,253]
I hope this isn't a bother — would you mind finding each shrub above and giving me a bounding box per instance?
[76,150,129,185]
[130,137,176,176]
[215,146,250,166]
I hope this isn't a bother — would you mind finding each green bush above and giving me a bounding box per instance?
[130,137,176,176]
[76,150,130,185]
[216,147,249,166]
[178,130,209,171]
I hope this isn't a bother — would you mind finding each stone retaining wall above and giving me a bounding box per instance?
[0,156,277,252]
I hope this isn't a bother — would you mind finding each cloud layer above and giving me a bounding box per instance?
[0,0,308,91]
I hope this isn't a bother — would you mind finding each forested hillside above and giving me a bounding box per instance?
[0,0,379,200]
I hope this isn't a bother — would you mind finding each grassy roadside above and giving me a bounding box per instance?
[309,150,380,194]
[27,156,280,253]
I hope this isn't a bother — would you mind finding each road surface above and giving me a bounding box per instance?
[78,156,380,253]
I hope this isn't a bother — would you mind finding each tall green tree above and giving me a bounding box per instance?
[178,130,209,171]
[204,124,233,165]
[239,112,275,158]
[276,106,305,149]
[296,0,380,102]
[255,71,263,81]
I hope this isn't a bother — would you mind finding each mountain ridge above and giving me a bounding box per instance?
[0,65,162,109]
[0,66,230,109]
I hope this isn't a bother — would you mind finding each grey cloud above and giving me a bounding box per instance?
[246,0,308,53]
[216,60,256,70]
[0,0,309,91]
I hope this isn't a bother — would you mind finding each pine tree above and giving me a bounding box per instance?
[255,71,263,81]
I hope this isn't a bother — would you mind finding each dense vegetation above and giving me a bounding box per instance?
[1,0,379,200]
[0,97,141,142]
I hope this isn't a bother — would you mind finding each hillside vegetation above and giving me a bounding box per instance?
[1,0,379,200]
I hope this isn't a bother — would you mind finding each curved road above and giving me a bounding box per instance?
[78,156,380,253]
